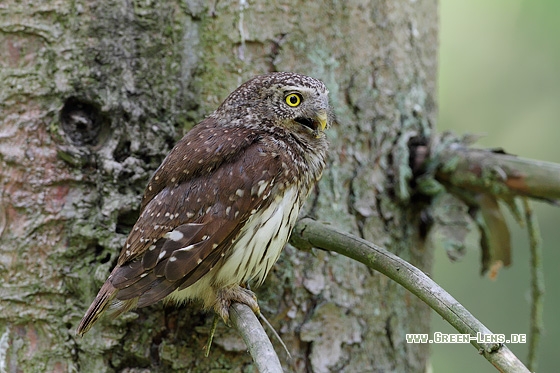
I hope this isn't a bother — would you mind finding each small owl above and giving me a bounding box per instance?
[77,72,332,335]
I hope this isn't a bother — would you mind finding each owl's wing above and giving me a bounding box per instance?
[77,120,281,336]
[107,124,284,308]
[139,118,259,212]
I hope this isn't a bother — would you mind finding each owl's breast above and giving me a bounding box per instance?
[214,186,301,287]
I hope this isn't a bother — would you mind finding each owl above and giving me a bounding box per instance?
[77,72,332,335]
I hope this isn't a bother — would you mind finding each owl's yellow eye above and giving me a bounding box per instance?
[285,93,302,107]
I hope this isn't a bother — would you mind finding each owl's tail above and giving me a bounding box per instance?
[76,280,137,336]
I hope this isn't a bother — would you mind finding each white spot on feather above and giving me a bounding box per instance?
[165,229,184,241]
[178,244,196,252]
[252,180,269,197]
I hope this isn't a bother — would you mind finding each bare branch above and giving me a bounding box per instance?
[290,218,530,373]
[229,302,283,373]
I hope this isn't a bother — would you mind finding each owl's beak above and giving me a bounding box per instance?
[316,111,328,132]
[294,110,329,137]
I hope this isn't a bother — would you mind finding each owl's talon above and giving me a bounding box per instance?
[214,285,260,325]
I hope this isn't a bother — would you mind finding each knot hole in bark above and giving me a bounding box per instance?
[60,97,108,146]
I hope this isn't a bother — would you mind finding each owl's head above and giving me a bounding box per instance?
[216,72,333,139]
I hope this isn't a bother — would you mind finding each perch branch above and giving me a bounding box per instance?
[523,199,545,371]
[434,144,560,202]
[229,302,283,373]
[290,218,530,373]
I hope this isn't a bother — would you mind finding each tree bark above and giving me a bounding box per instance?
[0,0,438,371]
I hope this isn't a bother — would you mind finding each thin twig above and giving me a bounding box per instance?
[229,302,283,373]
[259,313,292,360]
[523,198,545,371]
[204,314,220,357]
[290,218,530,373]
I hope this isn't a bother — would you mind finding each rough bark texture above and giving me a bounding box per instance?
[0,0,438,372]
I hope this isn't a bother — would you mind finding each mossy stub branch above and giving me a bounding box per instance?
[435,144,560,202]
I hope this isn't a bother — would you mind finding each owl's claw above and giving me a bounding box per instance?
[205,286,260,356]
[214,285,260,325]
[205,285,259,355]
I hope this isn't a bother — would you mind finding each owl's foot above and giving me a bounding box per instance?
[205,286,261,356]
[214,285,260,325]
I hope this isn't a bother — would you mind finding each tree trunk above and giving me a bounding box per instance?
[0,0,438,371]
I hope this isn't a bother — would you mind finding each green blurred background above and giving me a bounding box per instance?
[432,0,560,371]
